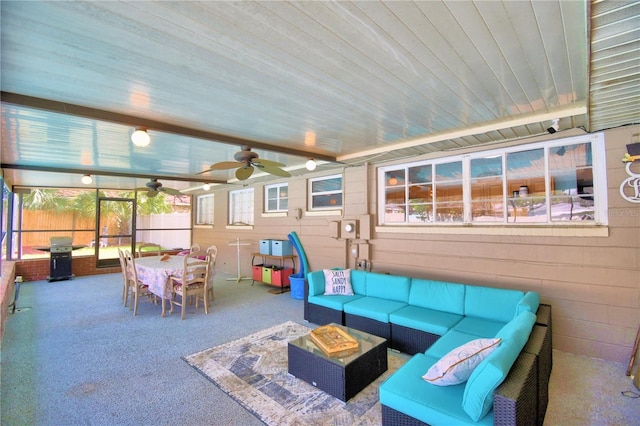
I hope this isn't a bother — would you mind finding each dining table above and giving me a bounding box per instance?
[135,255,184,316]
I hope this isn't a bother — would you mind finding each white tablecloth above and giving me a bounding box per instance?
[135,255,184,300]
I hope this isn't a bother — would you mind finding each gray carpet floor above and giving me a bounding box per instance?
[1,272,638,425]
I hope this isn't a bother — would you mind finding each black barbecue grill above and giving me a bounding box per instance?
[37,236,86,282]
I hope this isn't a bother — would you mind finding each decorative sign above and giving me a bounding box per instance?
[620,161,640,203]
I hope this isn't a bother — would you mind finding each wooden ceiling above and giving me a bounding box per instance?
[1,1,638,191]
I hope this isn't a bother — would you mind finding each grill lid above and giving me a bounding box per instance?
[50,236,73,247]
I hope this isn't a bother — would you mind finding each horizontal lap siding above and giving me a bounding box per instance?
[193,125,639,364]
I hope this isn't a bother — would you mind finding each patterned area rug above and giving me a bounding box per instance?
[183,321,407,425]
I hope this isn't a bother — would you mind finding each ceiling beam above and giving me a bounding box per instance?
[337,105,588,161]
[1,92,338,163]
[0,163,226,184]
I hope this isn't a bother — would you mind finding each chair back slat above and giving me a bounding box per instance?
[182,252,208,286]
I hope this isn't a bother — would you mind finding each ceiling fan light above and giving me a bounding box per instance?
[203,183,211,191]
[306,159,317,171]
[131,128,150,147]
[81,174,93,185]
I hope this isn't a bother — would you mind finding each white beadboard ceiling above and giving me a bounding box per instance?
[1,1,638,192]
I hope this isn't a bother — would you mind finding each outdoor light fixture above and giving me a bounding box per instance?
[81,174,93,185]
[131,128,150,147]
[305,159,317,171]
[203,183,211,191]
[547,119,559,134]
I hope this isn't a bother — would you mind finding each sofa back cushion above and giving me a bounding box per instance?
[461,311,536,421]
[409,279,465,314]
[351,269,367,295]
[307,270,326,297]
[366,273,411,302]
[515,291,540,317]
[464,285,525,323]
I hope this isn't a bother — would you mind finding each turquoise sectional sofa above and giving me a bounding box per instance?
[305,269,552,425]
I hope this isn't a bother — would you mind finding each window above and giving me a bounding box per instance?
[10,188,97,259]
[135,191,191,248]
[470,156,504,222]
[229,188,254,225]
[195,194,214,225]
[5,187,193,261]
[378,134,606,226]
[265,183,288,212]
[434,161,463,223]
[309,175,343,210]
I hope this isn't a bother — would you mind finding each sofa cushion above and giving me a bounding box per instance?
[496,310,538,346]
[409,279,465,315]
[343,296,407,323]
[366,273,411,302]
[462,311,536,421]
[351,269,367,295]
[452,317,506,338]
[308,293,363,311]
[516,291,540,317]
[423,338,501,386]
[380,353,494,426]
[323,269,354,295]
[464,285,525,323]
[307,270,327,297]
[390,305,463,336]
[425,330,488,359]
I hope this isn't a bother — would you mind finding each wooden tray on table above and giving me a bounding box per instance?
[310,325,359,357]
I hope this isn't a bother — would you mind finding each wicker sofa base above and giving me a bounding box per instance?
[390,323,440,355]
[382,351,538,426]
[306,302,344,325]
[523,324,552,425]
[382,405,427,425]
[345,313,391,341]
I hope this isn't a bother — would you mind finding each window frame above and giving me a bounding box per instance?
[308,174,343,211]
[378,133,607,226]
[264,183,288,213]
[228,187,254,226]
[195,193,214,226]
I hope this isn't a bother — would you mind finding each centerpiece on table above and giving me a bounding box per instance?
[310,324,359,357]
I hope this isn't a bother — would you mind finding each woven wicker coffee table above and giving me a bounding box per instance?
[287,323,388,402]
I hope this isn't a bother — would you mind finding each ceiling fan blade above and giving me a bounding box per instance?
[210,161,244,170]
[161,187,183,195]
[235,166,254,180]
[259,164,291,177]
[252,158,285,168]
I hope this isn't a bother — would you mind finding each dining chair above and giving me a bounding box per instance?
[189,243,201,253]
[170,252,209,320]
[117,248,129,306]
[124,250,154,315]
[137,242,162,258]
[205,245,218,302]
[195,246,218,310]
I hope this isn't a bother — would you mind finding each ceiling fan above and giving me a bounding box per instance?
[199,145,291,180]
[137,178,182,197]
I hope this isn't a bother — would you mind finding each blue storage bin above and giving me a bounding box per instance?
[260,239,272,255]
[271,239,293,256]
